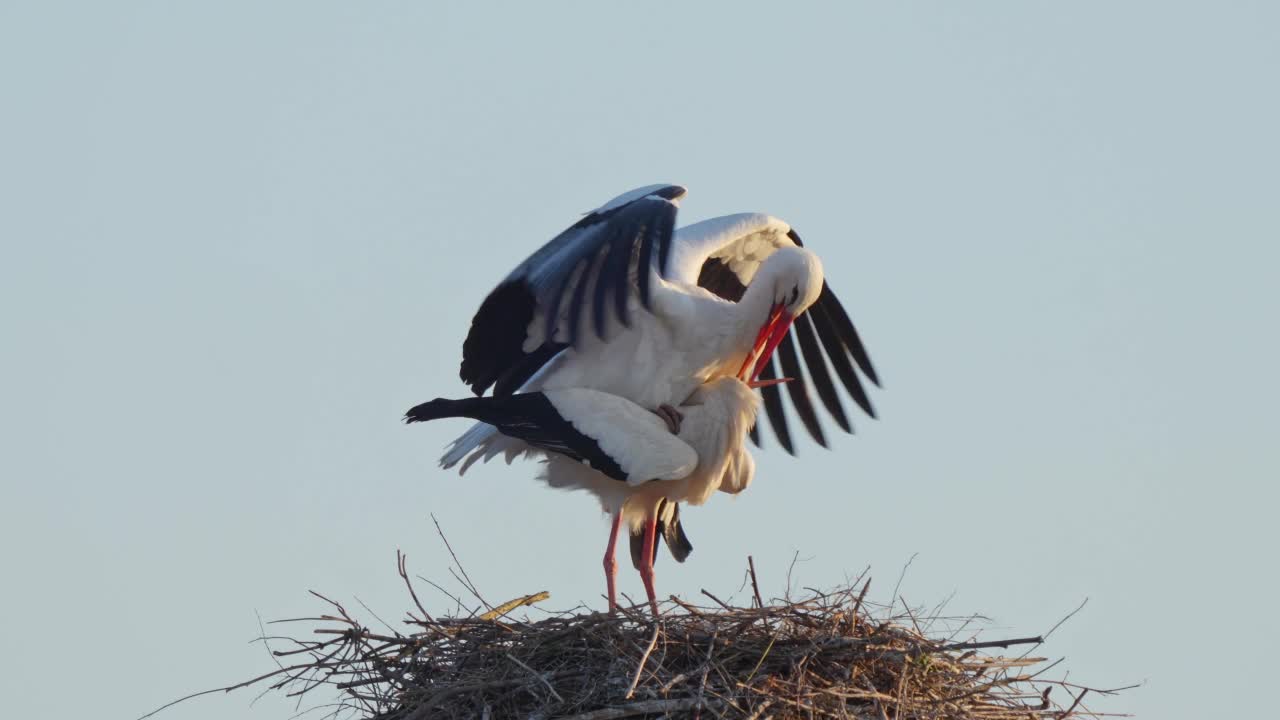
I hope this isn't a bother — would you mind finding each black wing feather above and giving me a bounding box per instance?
[636,218,658,308]
[756,357,794,454]
[593,222,634,339]
[818,282,880,388]
[566,249,601,346]
[404,394,628,482]
[808,300,875,418]
[794,313,850,432]
[460,281,536,397]
[639,209,676,308]
[492,342,568,397]
[776,330,827,448]
[542,259,577,344]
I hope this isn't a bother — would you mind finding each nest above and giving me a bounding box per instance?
[148,549,1125,720]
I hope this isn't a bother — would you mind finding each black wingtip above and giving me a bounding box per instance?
[866,367,883,389]
[403,398,452,424]
[757,357,795,455]
[795,313,851,434]
[777,330,828,448]
[653,185,687,201]
[663,505,693,563]
[459,280,537,396]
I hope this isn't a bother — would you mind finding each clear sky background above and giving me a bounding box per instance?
[2,3,1276,718]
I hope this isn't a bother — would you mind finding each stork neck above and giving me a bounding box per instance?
[733,274,780,344]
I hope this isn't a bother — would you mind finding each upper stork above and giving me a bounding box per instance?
[445,183,880,472]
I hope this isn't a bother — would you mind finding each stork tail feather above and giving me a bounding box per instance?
[629,501,694,569]
[663,504,694,563]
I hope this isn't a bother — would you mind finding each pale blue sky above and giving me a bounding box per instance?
[2,3,1276,718]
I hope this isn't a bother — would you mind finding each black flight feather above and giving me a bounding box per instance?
[817,282,880,388]
[776,329,827,447]
[794,313,850,432]
[404,393,627,482]
[807,300,873,419]
[756,357,794,454]
[459,281,537,396]
[492,342,567,397]
[566,249,600,347]
[593,222,634,339]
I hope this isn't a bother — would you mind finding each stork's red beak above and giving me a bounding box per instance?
[748,377,794,389]
[736,304,796,382]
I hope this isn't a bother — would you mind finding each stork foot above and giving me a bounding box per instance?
[652,404,684,434]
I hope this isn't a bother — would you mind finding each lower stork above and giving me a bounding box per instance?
[405,376,783,614]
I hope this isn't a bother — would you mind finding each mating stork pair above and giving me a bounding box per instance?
[406,184,879,615]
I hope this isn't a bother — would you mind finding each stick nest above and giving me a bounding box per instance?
[190,551,1124,720]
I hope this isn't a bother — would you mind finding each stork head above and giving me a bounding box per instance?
[737,247,825,382]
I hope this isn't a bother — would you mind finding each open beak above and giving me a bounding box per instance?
[736,304,796,382]
[748,377,794,390]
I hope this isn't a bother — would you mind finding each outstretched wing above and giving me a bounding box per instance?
[405,389,697,484]
[691,222,880,454]
[459,184,685,397]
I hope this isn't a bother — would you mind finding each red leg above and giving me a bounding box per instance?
[637,510,660,616]
[602,511,623,614]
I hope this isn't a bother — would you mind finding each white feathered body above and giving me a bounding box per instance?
[531,376,760,530]
[443,275,775,472]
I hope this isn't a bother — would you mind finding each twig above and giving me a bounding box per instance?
[1011,597,1091,665]
[1062,688,1090,717]
[1045,598,1089,642]
[669,595,705,616]
[851,578,871,633]
[744,698,774,720]
[940,636,1044,652]
[137,662,323,720]
[430,513,493,612]
[624,623,661,700]
[693,632,716,714]
[890,553,918,613]
[396,550,434,625]
[504,653,564,703]
[743,628,780,686]
[700,589,733,611]
[747,555,765,610]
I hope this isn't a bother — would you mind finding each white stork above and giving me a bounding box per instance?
[420,183,880,611]
[406,375,784,614]
[446,183,879,462]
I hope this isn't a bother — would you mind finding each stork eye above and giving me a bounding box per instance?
[789,286,800,305]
